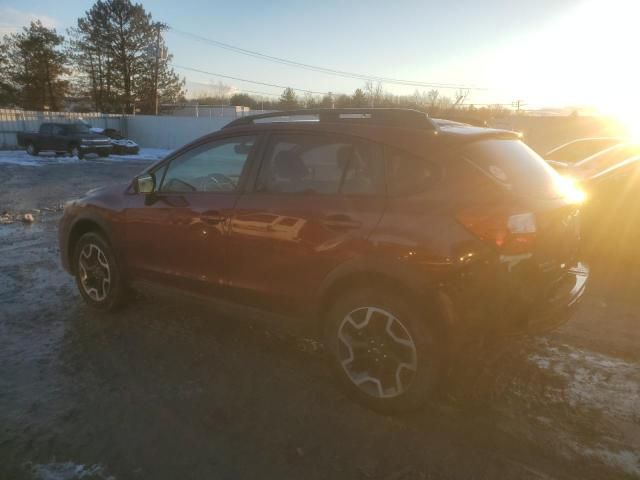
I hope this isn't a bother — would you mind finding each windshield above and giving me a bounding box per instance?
[576,144,640,174]
[461,139,562,199]
[546,138,621,163]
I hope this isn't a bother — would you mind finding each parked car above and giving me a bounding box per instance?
[90,127,140,155]
[578,155,640,253]
[58,109,588,412]
[17,122,112,159]
[544,137,622,168]
[552,143,640,181]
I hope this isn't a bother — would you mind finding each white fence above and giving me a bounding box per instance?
[123,115,235,150]
[0,109,123,149]
[0,108,626,153]
[0,108,265,151]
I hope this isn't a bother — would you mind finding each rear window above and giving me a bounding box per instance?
[460,139,561,199]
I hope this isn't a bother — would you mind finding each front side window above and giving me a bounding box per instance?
[160,136,257,193]
[256,133,384,195]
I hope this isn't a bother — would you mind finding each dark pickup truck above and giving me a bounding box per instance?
[17,122,112,159]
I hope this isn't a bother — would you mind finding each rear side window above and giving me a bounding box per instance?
[256,133,384,195]
[385,147,439,196]
[460,139,561,199]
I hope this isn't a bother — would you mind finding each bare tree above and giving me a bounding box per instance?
[209,81,232,99]
[452,88,470,108]
[364,80,384,107]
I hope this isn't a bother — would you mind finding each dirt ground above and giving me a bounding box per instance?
[0,153,638,480]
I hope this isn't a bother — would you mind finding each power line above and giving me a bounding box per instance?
[168,28,485,91]
[173,64,328,95]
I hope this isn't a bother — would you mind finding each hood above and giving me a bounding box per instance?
[77,133,110,141]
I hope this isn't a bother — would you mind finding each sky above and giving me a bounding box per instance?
[1,0,639,114]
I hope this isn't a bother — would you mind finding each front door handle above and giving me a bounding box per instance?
[322,214,362,231]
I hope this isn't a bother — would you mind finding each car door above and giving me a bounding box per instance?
[586,160,640,243]
[124,134,259,293]
[227,131,386,312]
[39,124,54,150]
[50,124,67,151]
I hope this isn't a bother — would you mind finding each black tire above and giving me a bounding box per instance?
[73,232,128,311]
[69,144,84,160]
[324,286,443,413]
[26,142,39,156]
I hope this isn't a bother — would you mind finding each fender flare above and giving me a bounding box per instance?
[314,255,441,317]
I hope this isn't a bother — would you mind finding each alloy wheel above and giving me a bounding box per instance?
[78,243,111,302]
[337,307,418,399]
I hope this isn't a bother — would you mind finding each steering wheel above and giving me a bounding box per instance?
[206,173,236,190]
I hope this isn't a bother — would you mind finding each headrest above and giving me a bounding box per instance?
[273,150,307,180]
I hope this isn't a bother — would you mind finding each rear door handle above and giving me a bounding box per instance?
[322,214,362,231]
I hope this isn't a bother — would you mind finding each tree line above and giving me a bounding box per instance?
[192,84,509,121]
[0,0,184,114]
[0,0,508,120]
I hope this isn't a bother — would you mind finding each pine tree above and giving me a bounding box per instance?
[69,0,185,113]
[3,21,68,110]
[279,87,298,109]
[351,88,367,107]
[0,40,18,106]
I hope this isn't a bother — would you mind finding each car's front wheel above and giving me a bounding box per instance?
[324,287,443,413]
[73,232,127,311]
[69,144,84,159]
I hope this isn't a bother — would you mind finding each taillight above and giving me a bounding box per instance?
[457,208,537,254]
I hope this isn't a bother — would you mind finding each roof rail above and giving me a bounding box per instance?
[223,108,437,130]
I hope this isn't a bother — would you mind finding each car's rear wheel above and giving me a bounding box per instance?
[26,143,38,156]
[324,287,443,413]
[73,232,127,311]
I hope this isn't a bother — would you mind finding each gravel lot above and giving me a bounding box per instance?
[0,151,638,480]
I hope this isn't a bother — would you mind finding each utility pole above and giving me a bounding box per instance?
[512,99,525,113]
[154,25,161,116]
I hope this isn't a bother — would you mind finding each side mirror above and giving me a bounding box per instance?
[135,173,155,194]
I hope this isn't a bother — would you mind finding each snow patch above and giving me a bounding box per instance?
[578,446,640,477]
[529,342,640,420]
[0,148,170,166]
[29,462,114,480]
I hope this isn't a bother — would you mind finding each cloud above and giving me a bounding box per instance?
[0,7,57,36]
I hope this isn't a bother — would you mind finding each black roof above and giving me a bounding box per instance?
[224,108,437,130]
[222,108,520,144]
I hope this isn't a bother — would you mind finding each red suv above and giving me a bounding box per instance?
[59,109,588,412]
